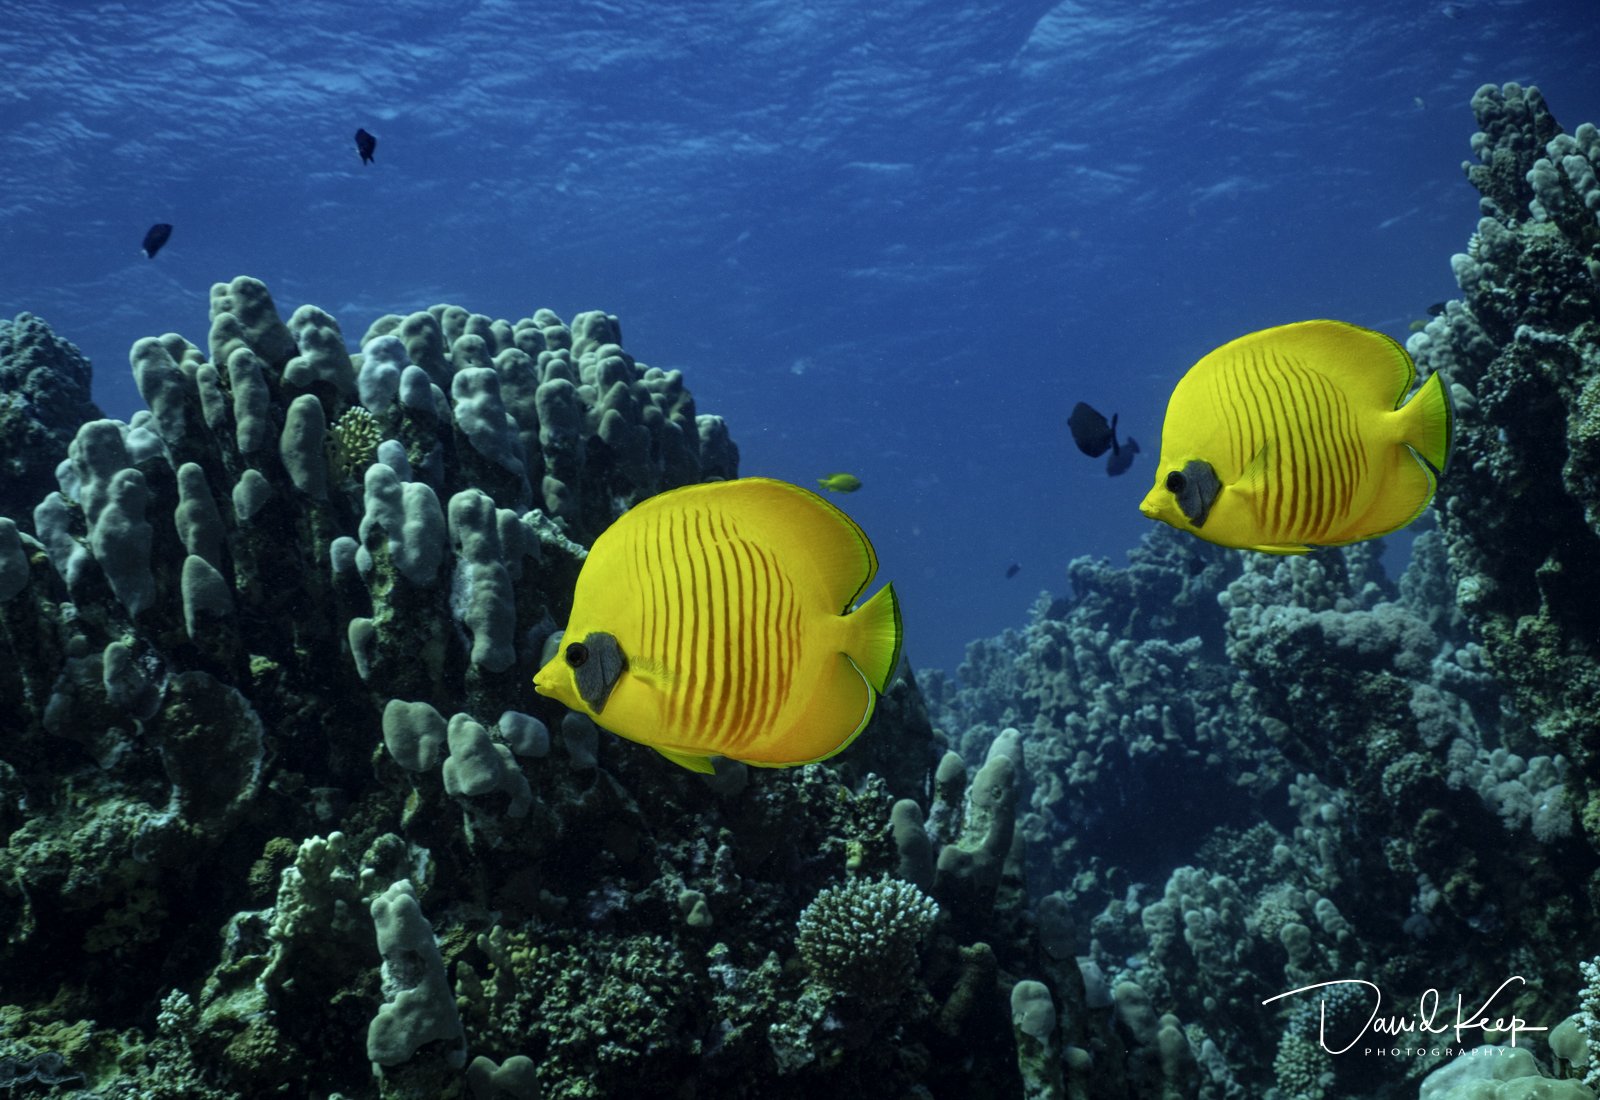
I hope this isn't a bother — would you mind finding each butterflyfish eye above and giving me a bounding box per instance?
[566,642,590,668]
[1166,470,1186,494]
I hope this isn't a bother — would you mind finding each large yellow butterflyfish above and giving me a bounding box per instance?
[533,477,903,773]
[1139,320,1453,554]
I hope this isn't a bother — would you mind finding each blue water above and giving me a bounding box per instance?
[2,0,1596,673]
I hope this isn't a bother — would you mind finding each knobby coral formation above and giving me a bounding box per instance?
[923,82,1600,1100]
[0,279,1083,1099]
[1411,83,1600,757]
[0,313,102,529]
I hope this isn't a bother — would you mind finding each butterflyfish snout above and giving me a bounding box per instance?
[1148,460,1222,528]
[533,477,903,774]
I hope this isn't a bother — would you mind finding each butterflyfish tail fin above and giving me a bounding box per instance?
[1402,370,1454,476]
[845,581,903,694]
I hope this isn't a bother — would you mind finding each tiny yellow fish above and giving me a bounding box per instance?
[1139,320,1453,554]
[817,472,862,493]
[533,477,902,773]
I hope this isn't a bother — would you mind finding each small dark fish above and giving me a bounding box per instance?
[355,128,377,165]
[1005,562,1020,579]
[1069,402,1139,476]
[141,223,172,259]
[1426,301,1447,317]
[1105,437,1140,477]
[1068,402,1116,458]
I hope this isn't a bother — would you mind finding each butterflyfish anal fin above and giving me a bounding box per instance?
[739,652,878,769]
[1331,445,1438,545]
[654,746,718,774]
[789,652,878,767]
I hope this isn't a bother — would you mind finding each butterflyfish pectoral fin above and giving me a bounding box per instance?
[1236,443,1272,496]
[654,746,718,774]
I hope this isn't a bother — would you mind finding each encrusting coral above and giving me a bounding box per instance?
[1411,83,1600,757]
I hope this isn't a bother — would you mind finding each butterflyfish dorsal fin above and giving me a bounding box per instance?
[1214,320,1416,410]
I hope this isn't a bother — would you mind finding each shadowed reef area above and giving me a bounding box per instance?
[2,82,1600,1100]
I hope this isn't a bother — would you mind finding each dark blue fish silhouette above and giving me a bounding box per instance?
[141,223,172,258]
[1105,437,1140,477]
[356,128,377,165]
[1068,402,1139,477]
[1068,402,1116,458]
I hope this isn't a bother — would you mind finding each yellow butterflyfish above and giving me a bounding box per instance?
[1139,320,1453,554]
[533,477,903,773]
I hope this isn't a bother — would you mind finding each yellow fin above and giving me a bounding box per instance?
[1236,443,1272,495]
[750,652,877,769]
[1400,370,1453,475]
[627,656,677,691]
[1215,444,1273,528]
[844,582,903,693]
[721,478,879,610]
[654,746,718,774]
[1222,320,1417,411]
[1334,445,1439,544]
[1232,445,1312,553]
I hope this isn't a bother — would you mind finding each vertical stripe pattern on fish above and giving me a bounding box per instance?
[1139,320,1453,553]
[534,477,902,772]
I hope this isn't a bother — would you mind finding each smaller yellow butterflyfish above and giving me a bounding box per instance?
[532,477,903,773]
[817,472,862,493]
[1139,320,1453,554]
